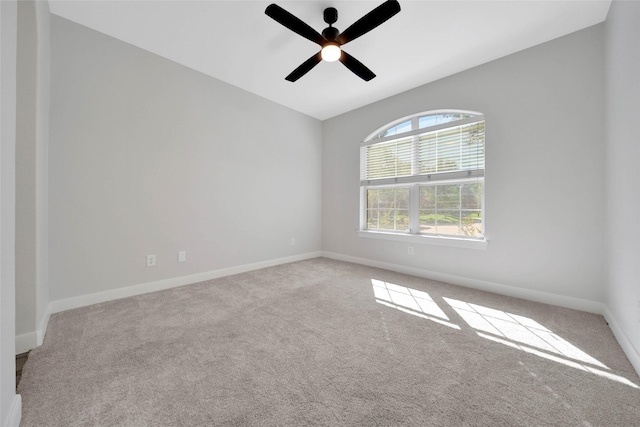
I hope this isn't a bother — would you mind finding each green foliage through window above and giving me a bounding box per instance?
[367,187,410,231]
[419,183,483,237]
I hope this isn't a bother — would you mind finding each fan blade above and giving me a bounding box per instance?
[339,51,376,81]
[337,0,401,45]
[265,4,325,46]
[285,52,323,82]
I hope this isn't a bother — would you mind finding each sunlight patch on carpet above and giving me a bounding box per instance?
[370,278,639,390]
[443,297,640,389]
[371,279,460,330]
[478,332,639,389]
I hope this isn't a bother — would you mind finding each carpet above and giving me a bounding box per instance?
[18,258,640,426]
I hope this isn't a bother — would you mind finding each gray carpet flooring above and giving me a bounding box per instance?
[18,258,640,426]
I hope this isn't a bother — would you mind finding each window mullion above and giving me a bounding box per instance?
[360,186,367,230]
[410,183,419,234]
[376,189,380,230]
[434,185,439,233]
[393,189,397,231]
[459,184,462,236]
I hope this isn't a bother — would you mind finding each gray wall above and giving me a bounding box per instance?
[49,16,322,301]
[1,1,19,425]
[16,0,50,352]
[322,24,605,304]
[16,0,37,344]
[604,0,640,367]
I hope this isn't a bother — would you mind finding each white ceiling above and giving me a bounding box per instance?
[48,0,611,120]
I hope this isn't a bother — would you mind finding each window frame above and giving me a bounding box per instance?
[359,110,487,250]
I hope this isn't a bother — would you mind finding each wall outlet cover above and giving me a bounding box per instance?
[146,254,156,267]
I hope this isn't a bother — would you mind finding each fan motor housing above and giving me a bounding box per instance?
[322,26,340,41]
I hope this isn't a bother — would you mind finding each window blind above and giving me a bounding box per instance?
[361,120,484,186]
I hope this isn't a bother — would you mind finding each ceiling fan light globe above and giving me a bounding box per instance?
[321,45,341,62]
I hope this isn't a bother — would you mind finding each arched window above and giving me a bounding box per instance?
[360,110,485,243]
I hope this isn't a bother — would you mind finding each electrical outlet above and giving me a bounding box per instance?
[408,246,414,255]
[146,254,156,267]
[178,251,186,263]
[291,238,296,246]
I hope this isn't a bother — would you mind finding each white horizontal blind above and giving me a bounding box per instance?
[361,120,485,186]
[361,136,413,180]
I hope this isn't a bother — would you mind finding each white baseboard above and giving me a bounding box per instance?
[36,302,51,347]
[602,306,640,376]
[16,305,52,355]
[17,252,322,354]
[15,332,37,355]
[16,252,322,354]
[321,251,605,314]
[4,394,21,427]
[49,251,323,316]
[22,251,640,380]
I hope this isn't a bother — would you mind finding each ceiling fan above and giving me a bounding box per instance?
[265,1,401,82]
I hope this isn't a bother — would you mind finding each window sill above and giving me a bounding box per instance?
[357,230,488,250]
